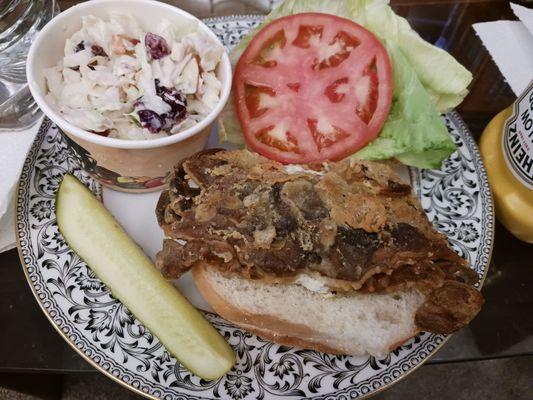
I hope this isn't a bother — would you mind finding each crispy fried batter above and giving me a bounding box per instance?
[415,281,484,334]
[156,149,483,334]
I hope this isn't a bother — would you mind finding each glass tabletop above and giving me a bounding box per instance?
[1,0,532,373]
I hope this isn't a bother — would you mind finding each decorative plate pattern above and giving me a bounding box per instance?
[16,16,493,400]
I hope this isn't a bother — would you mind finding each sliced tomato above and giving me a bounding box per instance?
[233,13,393,164]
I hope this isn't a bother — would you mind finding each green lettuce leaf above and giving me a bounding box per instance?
[359,0,472,112]
[218,0,471,169]
[353,43,456,168]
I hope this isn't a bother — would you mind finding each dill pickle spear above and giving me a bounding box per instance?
[56,174,235,380]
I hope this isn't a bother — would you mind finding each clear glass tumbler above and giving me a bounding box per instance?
[0,0,58,114]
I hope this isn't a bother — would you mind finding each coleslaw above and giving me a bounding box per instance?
[44,14,224,140]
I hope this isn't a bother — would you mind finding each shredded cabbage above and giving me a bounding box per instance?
[45,13,224,140]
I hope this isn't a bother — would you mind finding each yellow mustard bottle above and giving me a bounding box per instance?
[479,80,533,243]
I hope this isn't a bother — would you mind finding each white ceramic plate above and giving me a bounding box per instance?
[16,15,493,400]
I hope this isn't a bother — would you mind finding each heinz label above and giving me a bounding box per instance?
[502,80,533,189]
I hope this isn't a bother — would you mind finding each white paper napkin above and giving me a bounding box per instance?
[512,3,533,35]
[473,3,533,95]
[0,117,43,253]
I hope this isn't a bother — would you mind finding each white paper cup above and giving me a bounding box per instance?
[27,0,232,192]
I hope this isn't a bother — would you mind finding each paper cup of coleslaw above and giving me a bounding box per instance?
[27,0,232,192]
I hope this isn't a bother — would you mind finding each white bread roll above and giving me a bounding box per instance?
[193,265,425,356]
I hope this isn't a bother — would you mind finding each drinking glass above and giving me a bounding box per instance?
[0,0,58,122]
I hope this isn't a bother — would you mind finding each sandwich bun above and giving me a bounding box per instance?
[192,265,425,356]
